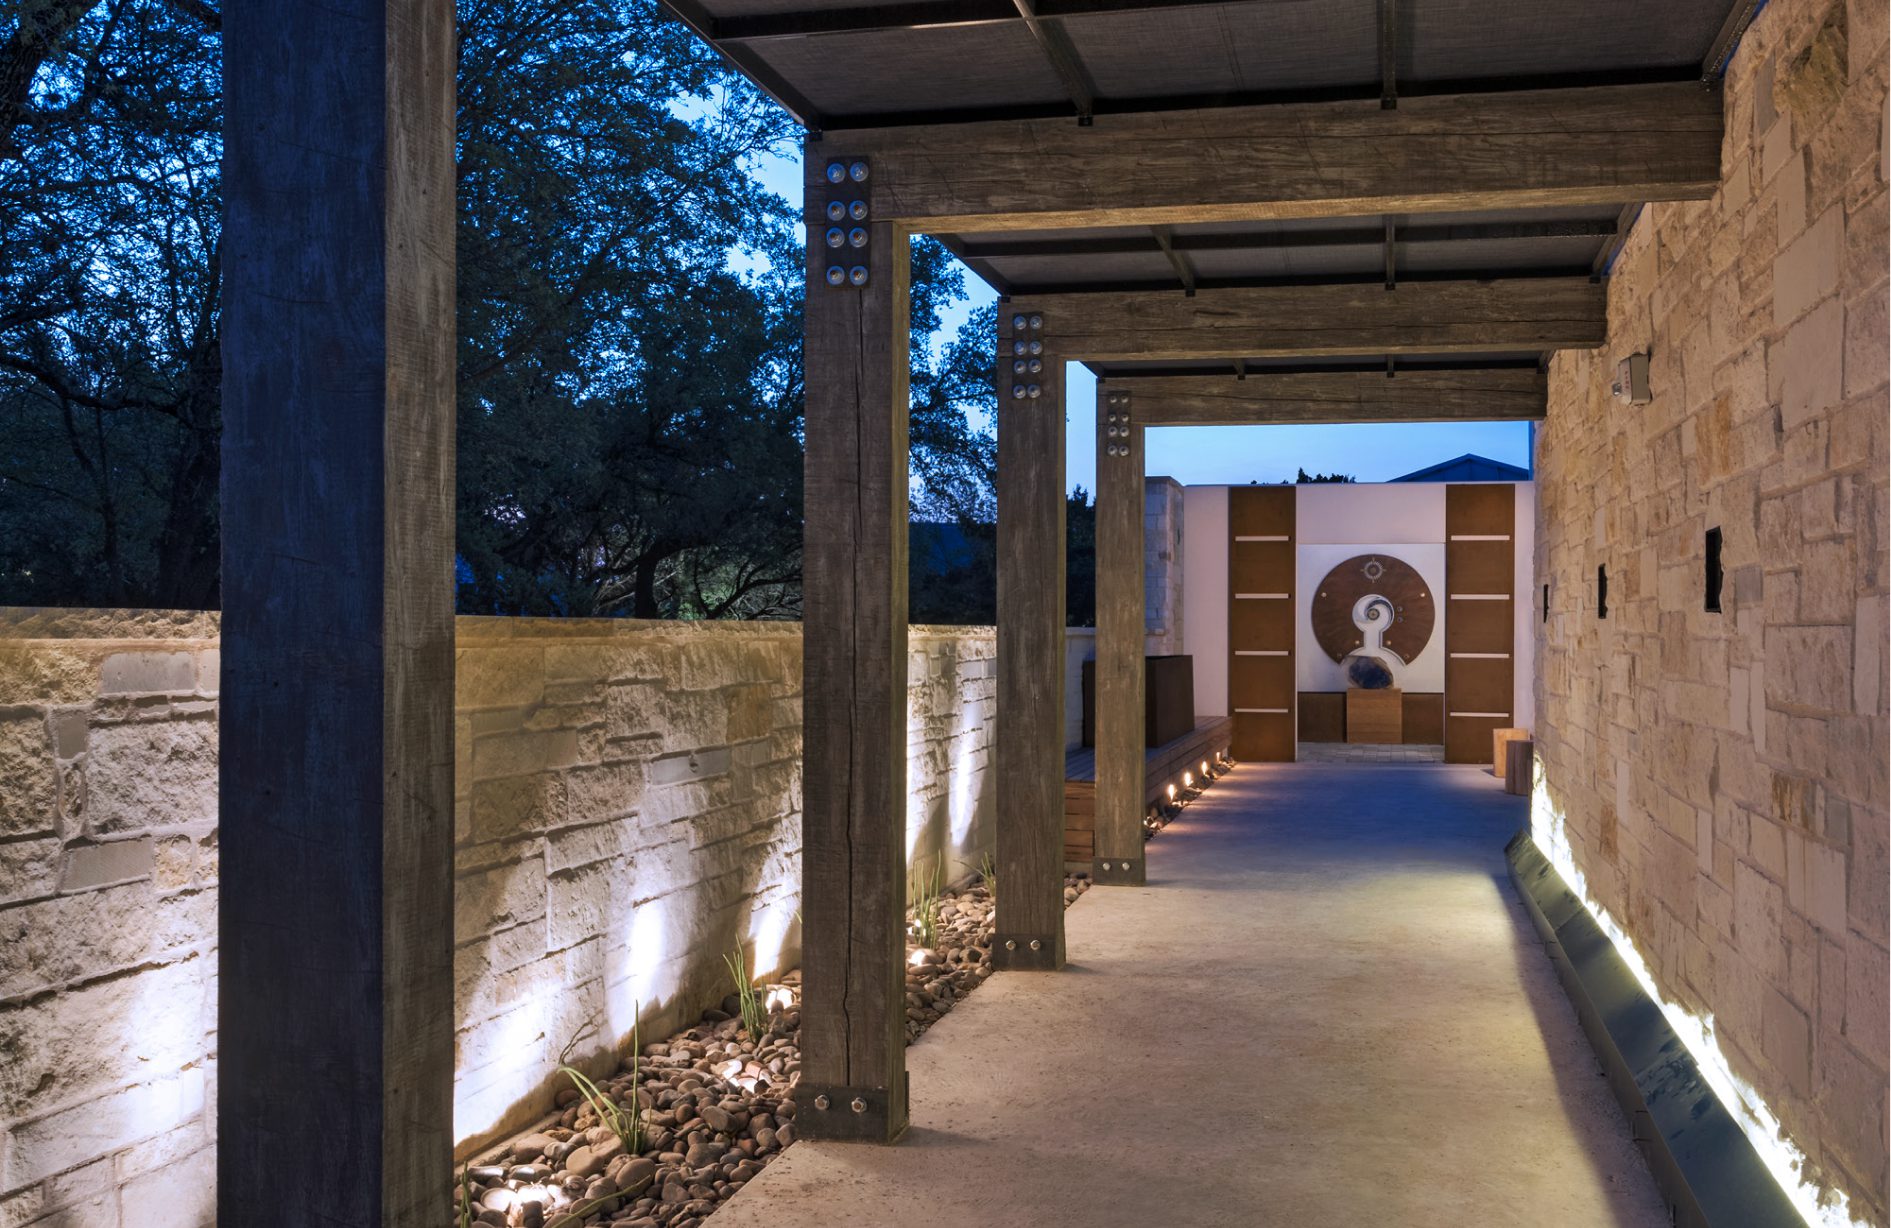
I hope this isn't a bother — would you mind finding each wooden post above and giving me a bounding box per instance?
[1093,381,1146,885]
[798,149,911,1143]
[220,0,455,1221]
[993,309,1066,970]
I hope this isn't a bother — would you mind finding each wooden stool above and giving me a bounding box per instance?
[1492,727,1528,779]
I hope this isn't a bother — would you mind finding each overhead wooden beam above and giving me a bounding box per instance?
[1126,368,1547,426]
[1009,278,1604,362]
[1703,0,1765,81]
[1011,0,1097,121]
[993,309,1068,970]
[221,0,455,1218]
[713,0,1231,42]
[952,219,1622,260]
[830,82,1720,231]
[1092,383,1146,887]
[1592,204,1642,277]
[798,153,911,1144]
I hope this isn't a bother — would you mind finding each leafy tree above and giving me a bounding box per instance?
[0,0,1004,618]
[0,0,221,607]
[1294,467,1355,483]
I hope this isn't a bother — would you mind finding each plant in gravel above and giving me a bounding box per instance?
[457,1164,474,1228]
[725,947,767,1038]
[979,851,998,901]
[910,859,943,948]
[557,1013,642,1154]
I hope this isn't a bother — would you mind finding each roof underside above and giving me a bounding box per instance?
[666,0,1749,385]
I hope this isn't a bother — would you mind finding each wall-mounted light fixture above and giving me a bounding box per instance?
[1611,351,1651,404]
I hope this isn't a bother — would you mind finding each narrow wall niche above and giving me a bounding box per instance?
[1704,527,1723,613]
[1596,564,1608,619]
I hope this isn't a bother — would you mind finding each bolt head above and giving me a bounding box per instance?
[851,1097,868,1113]
[814,1094,831,1110]
[1029,939,1042,951]
[1005,939,1017,950]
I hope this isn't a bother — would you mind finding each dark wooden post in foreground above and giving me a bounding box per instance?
[220,0,456,1221]
[1093,381,1147,885]
[992,309,1067,970]
[798,149,911,1143]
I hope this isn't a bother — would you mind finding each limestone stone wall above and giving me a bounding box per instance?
[1533,0,1888,1219]
[1145,476,1186,657]
[451,618,997,1152]
[0,611,999,1221]
[0,609,220,1228]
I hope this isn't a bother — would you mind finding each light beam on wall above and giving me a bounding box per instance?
[1529,766,1867,1228]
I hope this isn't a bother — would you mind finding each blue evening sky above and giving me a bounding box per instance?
[744,148,1533,497]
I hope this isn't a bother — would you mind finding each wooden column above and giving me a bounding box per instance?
[798,150,911,1143]
[1093,382,1146,885]
[993,310,1066,970]
[220,0,455,1221]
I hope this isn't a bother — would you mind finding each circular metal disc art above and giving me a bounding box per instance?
[1311,554,1435,665]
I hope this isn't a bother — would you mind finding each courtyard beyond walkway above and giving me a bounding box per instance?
[716,761,1669,1228]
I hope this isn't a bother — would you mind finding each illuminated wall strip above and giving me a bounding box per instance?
[1233,707,1289,715]
[1233,592,1290,600]
[1449,652,1511,659]
[1447,710,1509,718]
[1234,649,1288,657]
[1449,533,1511,541]
[1449,593,1510,601]
[1234,534,1289,542]
[1530,776,1866,1228]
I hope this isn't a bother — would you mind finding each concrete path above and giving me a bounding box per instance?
[715,762,1668,1228]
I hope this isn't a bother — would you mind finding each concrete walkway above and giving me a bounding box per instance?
[716,762,1668,1228]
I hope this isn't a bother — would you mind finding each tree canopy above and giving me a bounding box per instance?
[0,0,1001,618]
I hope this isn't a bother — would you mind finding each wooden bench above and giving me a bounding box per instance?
[1064,716,1235,867]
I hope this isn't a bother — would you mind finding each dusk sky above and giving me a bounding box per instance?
[750,149,1535,497]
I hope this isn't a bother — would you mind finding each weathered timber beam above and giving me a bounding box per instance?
[952,219,1622,260]
[993,309,1068,968]
[714,0,1231,42]
[1125,369,1547,426]
[1008,278,1604,362]
[822,82,1720,231]
[798,156,911,1144]
[222,0,455,1217]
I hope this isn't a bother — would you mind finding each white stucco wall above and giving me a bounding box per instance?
[1181,485,1229,717]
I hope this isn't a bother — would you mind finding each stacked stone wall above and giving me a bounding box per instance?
[0,611,999,1223]
[0,609,219,1228]
[1533,0,1889,1217]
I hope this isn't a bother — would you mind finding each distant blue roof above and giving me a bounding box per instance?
[1390,453,1532,483]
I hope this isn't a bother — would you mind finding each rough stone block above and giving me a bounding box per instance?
[82,719,216,835]
[456,646,544,710]
[1765,625,1854,713]
[454,853,547,942]
[3,1067,206,1191]
[0,883,211,1001]
[116,1142,213,1228]
[0,713,56,838]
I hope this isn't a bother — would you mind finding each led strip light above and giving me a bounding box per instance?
[1530,770,1867,1227]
